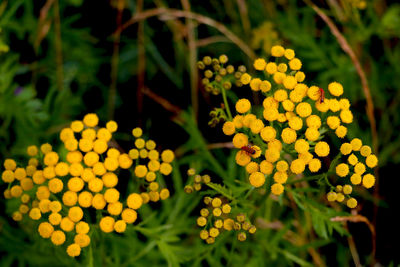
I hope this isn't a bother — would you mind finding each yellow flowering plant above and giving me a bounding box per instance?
[1,114,173,258]
[193,45,378,243]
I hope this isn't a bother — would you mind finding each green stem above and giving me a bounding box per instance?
[88,240,94,267]
[205,182,234,201]
[221,88,233,120]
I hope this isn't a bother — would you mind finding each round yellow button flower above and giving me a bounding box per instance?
[29,208,42,220]
[295,71,305,82]
[284,48,295,60]
[100,216,115,233]
[92,194,106,210]
[104,157,119,171]
[67,151,83,164]
[106,120,118,133]
[274,89,288,102]
[83,113,99,127]
[340,143,352,155]
[4,159,17,170]
[97,128,112,141]
[308,158,321,172]
[350,174,362,185]
[44,152,59,166]
[69,163,84,176]
[366,154,378,168]
[102,172,118,187]
[2,170,14,183]
[347,154,358,165]
[49,201,62,213]
[290,159,305,174]
[259,160,273,175]
[114,220,127,233]
[288,116,303,131]
[260,126,276,142]
[347,198,357,209]
[62,191,78,206]
[84,151,100,167]
[283,76,297,89]
[74,233,91,248]
[104,188,120,203]
[88,178,104,193]
[273,72,286,84]
[75,221,90,234]
[240,73,251,85]
[40,143,52,154]
[67,243,81,257]
[127,193,143,210]
[263,107,279,122]
[236,99,251,113]
[250,119,264,134]
[289,58,302,70]
[48,178,64,193]
[68,206,83,222]
[265,148,280,163]
[336,163,349,177]
[250,78,261,91]
[36,185,50,200]
[273,171,288,184]
[121,208,138,224]
[315,99,330,112]
[306,115,321,129]
[51,230,66,246]
[294,139,309,154]
[68,177,84,192]
[71,120,84,133]
[295,102,312,118]
[327,192,337,202]
[336,125,348,138]
[260,80,271,92]
[329,99,341,112]
[362,174,375,188]
[78,191,93,208]
[92,162,106,176]
[343,184,353,195]
[235,151,251,166]
[108,201,123,215]
[271,45,285,57]
[245,162,259,173]
[315,141,330,157]
[305,127,320,142]
[271,183,284,195]
[282,99,295,112]
[340,109,353,124]
[276,160,289,172]
[328,82,344,97]
[354,162,366,175]
[360,145,372,157]
[249,172,265,188]
[265,62,277,74]
[327,116,340,130]
[38,222,54,238]
[93,139,108,154]
[253,58,266,70]
[222,121,235,135]
[232,133,248,149]
[27,145,38,156]
[160,162,172,175]
[281,128,297,144]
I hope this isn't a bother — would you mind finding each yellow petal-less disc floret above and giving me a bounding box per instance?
[362,174,375,188]
[27,145,38,156]
[38,222,54,238]
[67,243,81,257]
[106,120,118,133]
[249,172,265,188]
[236,99,251,113]
[253,58,266,71]
[271,183,284,195]
[350,174,362,185]
[74,234,91,247]
[99,216,115,233]
[68,206,83,222]
[308,158,321,172]
[315,141,330,157]
[346,198,357,209]
[360,145,372,157]
[83,113,99,128]
[290,159,305,174]
[289,58,302,70]
[271,45,285,57]
[327,192,337,202]
[51,230,66,246]
[273,171,288,184]
[4,159,17,170]
[366,154,378,168]
[327,116,341,129]
[127,193,143,210]
[336,163,349,177]
[222,121,235,135]
[265,62,277,74]
[281,128,297,144]
[328,82,344,97]
[294,139,309,154]
[240,73,251,85]
[340,143,353,155]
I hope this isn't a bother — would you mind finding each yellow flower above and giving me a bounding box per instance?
[362,174,375,188]
[106,120,118,133]
[350,174,362,185]
[307,86,320,101]
[250,119,264,134]
[68,206,83,222]
[51,230,66,246]
[249,172,265,187]
[79,138,93,152]
[114,220,127,233]
[294,139,309,154]
[161,149,175,163]
[314,141,330,157]
[242,113,257,127]
[265,148,280,163]
[78,191,93,208]
[67,243,81,257]
[83,151,99,167]
[38,222,54,238]
[221,121,235,136]
[66,151,83,164]
[82,128,96,140]
[263,107,279,121]
[235,151,251,166]
[360,145,372,157]
[329,99,341,112]
[92,162,106,176]
[339,98,351,110]
[271,183,284,195]
[340,109,353,124]
[62,191,78,206]
[102,172,118,187]
[104,157,119,171]
[306,115,321,128]
[328,82,344,97]
[160,188,170,200]
[290,159,305,174]
[327,192,337,202]
[104,188,120,203]
[265,62,277,74]
[132,127,143,138]
[346,198,357,209]
[308,158,321,172]
[282,99,295,112]
[29,208,42,220]
[2,170,14,183]
[83,113,99,127]
[343,184,352,195]
[127,193,143,210]
[335,125,347,138]
[354,162,366,175]
[260,80,272,92]
[88,178,104,193]
[347,154,358,165]
[315,99,330,112]
[148,160,160,172]
[305,127,320,142]
[232,133,248,149]
[71,120,84,132]
[295,71,305,82]
[327,116,341,130]
[240,73,251,85]
[336,163,349,177]
[271,45,285,57]
[273,72,286,84]
[97,128,112,141]
[236,99,251,114]
[160,162,172,175]
[288,116,303,131]
[48,178,64,193]
[27,145,38,157]
[44,152,59,166]
[340,144,353,159]
[108,201,123,215]
[49,201,62,213]
[289,58,302,70]
[100,216,115,233]
[295,102,311,117]
[283,76,297,89]
[122,208,138,224]
[274,89,288,102]
[259,160,273,174]
[273,171,288,183]
[253,58,266,70]
[284,48,295,60]
[365,154,378,168]
[54,162,69,177]
[92,194,106,210]
[36,186,50,200]
[245,162,259,173]
[40,143,52,154]
[75,221,90,234]
[74,233,91,247]
[281,128,297,144]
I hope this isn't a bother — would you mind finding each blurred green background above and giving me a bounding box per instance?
[0,0,399,266]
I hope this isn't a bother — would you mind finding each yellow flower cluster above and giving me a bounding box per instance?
[216,45,377,207]
[184,168,211,193]
[326,138,378,208]
[1,114,173,257]
[197,196,256,244]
